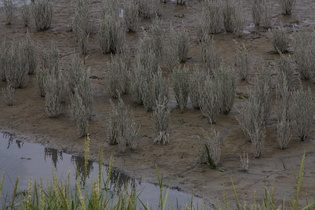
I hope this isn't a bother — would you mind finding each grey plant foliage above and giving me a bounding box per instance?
[200,77,222,124]
[32,0,53,31]
[252,0,271,28]
[3,0,14,25]
[123,0,139,32]
[279,0,296,15]
[176,0,186,5]
[199,128,222,169]
[107,98,138,152]
[44,74,65,118]
[293,31,315,81]
[139,22,163,58]
[166,25,189,64]
[5,43,29,89]
[153,95,170,145]
[221,0,244,35]
[131,64,146,105]
[198,0,223,36]
[35,68,48,97]
[70,89,90,137]
[137,0,161,18]
[239,151,249,171]
[275,54,296,92]
[172,67,189,112]
[214,65,236,115]
[107,56,131,99]
[2,85,15,106]
[23,33,38,75]
[235,42,250,81]
[189,67,206,109]
[201,34,222,75]
[276,72,292,149]
[268,24,289,53]
[0,40,9,82]
[39,42,60,77]
[21,3,31,27]
[99,14,125,54]
[291,88,314,141]
[72,0,91,55]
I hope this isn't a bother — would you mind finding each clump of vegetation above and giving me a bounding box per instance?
[276,71,292,149]
[275,54,296,89]
[123,0,139,32]
[3,0,14,25]
[198,0,223,36]
[172,67,189,112]
[201,34,222,75]
[23,33,38,75]
[279,0,296,15]
[32,0,53,31]
[166,25,189,64]
[215,66,236,115]
[99,14,125,54]
[221,0,243,35]
[107,56,131,99]
[189,67,205,109]
[291,88,314,141]
[2,85,15,106]
[35,68,48,97]
[153,95,170,145]
[293,31,315,80]
[252,0,271,28]
[72,0,91,55]
[44,74,65,118]
[234,42,250,81]
[200,77,222,124]
[137,0,161,18]
[107,98,138,152]
[199,128,222,169]
[70,89,90,137]
[176,0,186,5]
[139,22,163,58]
[268,24,289,53]
[21,3,31,27]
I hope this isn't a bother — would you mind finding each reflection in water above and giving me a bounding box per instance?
[44,148,63,168]
[108,169,136,193]
[71,156,94,186]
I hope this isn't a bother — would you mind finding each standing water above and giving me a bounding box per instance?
[0,133,208,209]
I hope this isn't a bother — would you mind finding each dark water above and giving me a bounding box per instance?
[0,133,207,209]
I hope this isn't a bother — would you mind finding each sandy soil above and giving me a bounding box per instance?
[1,0,315,208]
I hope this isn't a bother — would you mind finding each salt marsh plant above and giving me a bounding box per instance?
[239,151,249,171]
[139,22,163,58]
[35,68,48,97]
[32,0,53,31]
[268,24,289,53]
[200,77,222,124]
[176,0,186,5]
[198,0,223,36]
[275,54,295,89]
[153,95,170,145]
[252,0,271,28]
[123,0,139,32]
[131,65,146,105]
[72,0,91,55]
[99,15,125,54]
[276,72,292,149]
[235,42,249,81]
[3,0,14,25]
[293,32,315,80]
[21,3,30,27]
[70,90,90,137]
[221,0,243,35]
[214,66,236,115]
[39,42,60,76]
[166,25,189,64]
[201,34,222,75]
[279,0,296,15]
[5,43,29,89]
[189,67,206,109]
[23,33,38,75]
[107,98,138,152]
[2,85,15,106]
[44,74,65,118]
[199,128,222,169]
[172,66,189,112]
[137,0,161,18]
[107,56,131,98]
[291,88,314,141]
[0,40,9,81]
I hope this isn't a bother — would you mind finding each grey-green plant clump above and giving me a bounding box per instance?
[107,98,138,153]
[268,24,289,53]
[172,66,189,112]
[153,95,170,145]
[3,0,14,25]
[32,0,53,31]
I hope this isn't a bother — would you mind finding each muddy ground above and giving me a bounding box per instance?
[0,0,315,208]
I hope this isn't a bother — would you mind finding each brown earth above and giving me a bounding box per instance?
[1,0,315,208]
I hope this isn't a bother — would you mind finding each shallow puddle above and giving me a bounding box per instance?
[0,133,207,209]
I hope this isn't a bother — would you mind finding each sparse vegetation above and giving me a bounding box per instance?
[235,42,250,81]
[189,67,205,109]
[198,0,223,36]
[137,0,161,18]
[153,95,170,145]
[221,0,243,35]
[268,24,289,53]
[166,25,189,63]
[3,0,14,25]
[2,85,15,106]
[201,34,222,75]
[252,0,271,28]
[21,3,31,27]
[123,0,139,32]
[279,0,296,15]
[199,128,222,169]
[32,0,53,31]
[172,67,189,112]
[239,151,249,171]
